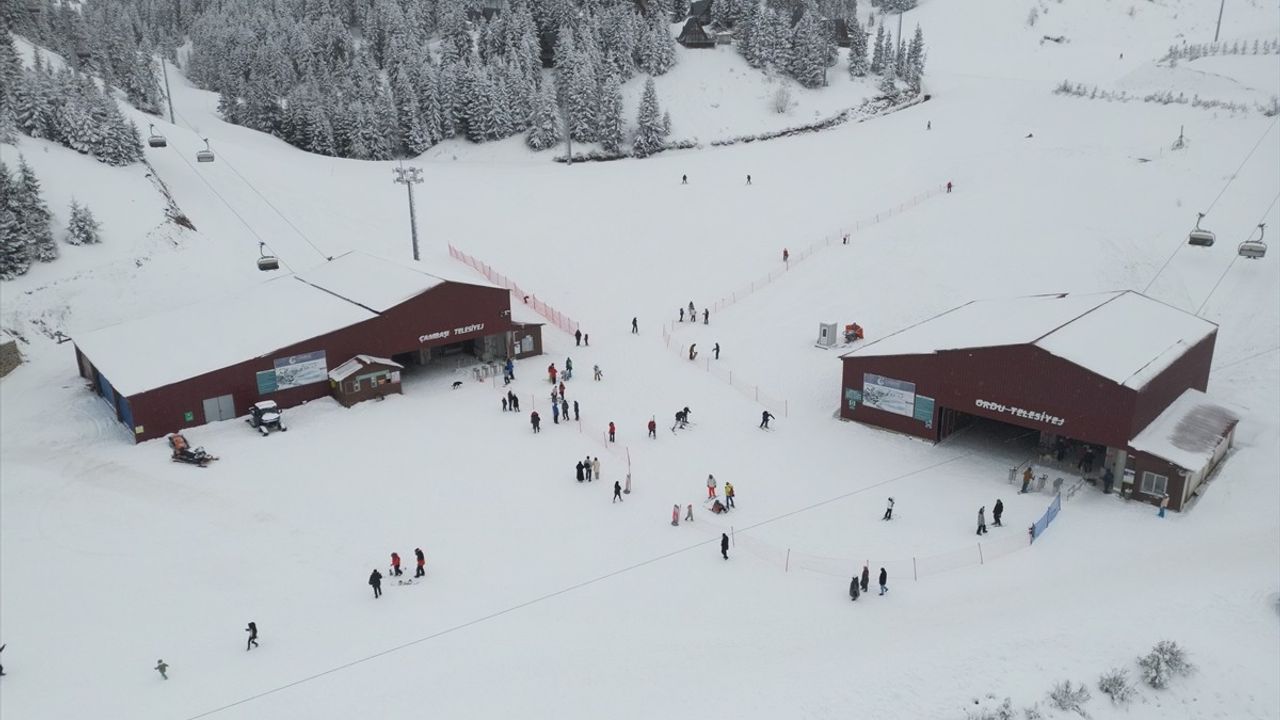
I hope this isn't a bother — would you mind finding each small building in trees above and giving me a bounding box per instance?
[677,19,716,48]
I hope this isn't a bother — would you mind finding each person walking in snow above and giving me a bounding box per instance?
[415,548,426,578]
[860,564,870,593]
[1158,494,1169,518]
[702,309,709,325]
[992,499,1004,527]
[584,455,593,481]
[576,461,585,483]
[584,333,589,346]
[724,481,735,509]
[688,302,695,319]
[706,474,717,498]
[679,307,685,322]
[574,329,582,346]
[760,411,774,429]
[592,457,601,480]
[976,507,988,535]
[648,417,657,438]
[564,358,573,380]
[713,342,720,359]
[531,410,540,433]
[245,622,259,651]
[613,481,623,503]
[782,248,789,263]
[849,576,860,601]
[878,567,888,595]
[927,120,931,130]
[505,359,514,381]
[720,533,730,560]
[558,381,566,398]
[511,393,520,412]
[0,644,5,676]
[746,174,752,185]
[631,317,638,333]
[594,365,602,381]
[501,396,508,412]
[548,363,557,384]
[672,504,680,526]
[608,422,616,442]
[682,174,688,184]
[391,552,403,576]
[155,659,169,680]
[882,497,895,521]
[369,569,383,599]
[561,398,569,420]
[552,403,560,425]
[946,181,953,193]
[689,344,698,361]
[1020,466,1034,494]
[573,400,580,421]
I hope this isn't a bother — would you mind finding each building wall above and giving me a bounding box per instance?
[80,281,524,443]
[331,362,403,408]
[1128,452,1188,511]
[509,323,543,360]
[1129,331,1216,438]
[0,338,21,377]
[840,345,1139,448]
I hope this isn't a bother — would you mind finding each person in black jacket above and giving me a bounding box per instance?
[992,499,1004,527]
[720,533,729,560]
[613,481,623,503]
[878,567,888,595]
[245,622,259,651]
[576,461,585,482]
[849,576,860,601]
[414,548,426,578]
[860,564,870,593]
[369,569,383,599]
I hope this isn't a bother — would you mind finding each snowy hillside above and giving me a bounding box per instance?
[2,0,1279,718]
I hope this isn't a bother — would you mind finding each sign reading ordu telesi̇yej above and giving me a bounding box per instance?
[418,323,485,344]
[974,399,1066,427]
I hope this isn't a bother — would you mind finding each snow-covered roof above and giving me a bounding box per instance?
[843,291,1216,387]
[328,354,403,382]
[297,251,449,312]
[74,277,377,396]
[1129,389,1239,470]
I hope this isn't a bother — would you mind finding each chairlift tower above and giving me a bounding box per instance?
[393,165,424,261]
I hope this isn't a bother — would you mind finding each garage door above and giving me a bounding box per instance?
[202,394,236,423]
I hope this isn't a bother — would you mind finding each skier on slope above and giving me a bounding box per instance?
[648,417,657,438]
[713,343,720,360]
[882,497,895,521]
[155,659,169,680]
[760,411,774,429]
[573,400,580,421]
[608,422,616,442]
[688,302,695,319]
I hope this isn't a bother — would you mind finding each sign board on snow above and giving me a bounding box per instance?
[862,373,916,417]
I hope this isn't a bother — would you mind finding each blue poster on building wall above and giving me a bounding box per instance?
[256,370,279,395]
[845,388,862,410]
[913,395,935,426]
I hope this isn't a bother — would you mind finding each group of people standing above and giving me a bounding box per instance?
[848,564,889,601]
[369,548,427,598]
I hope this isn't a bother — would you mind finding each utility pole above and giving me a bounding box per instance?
[393,165,424,261]
[161,57,175,124]
[1213,0,1225,42]
[562,103,573,165]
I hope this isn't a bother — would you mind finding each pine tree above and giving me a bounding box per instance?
[907,23,926,78]
[632,76,665,158]
[12,157,56,263]
[877,71,897,99]
[672,0,689,21]
[525,82,562,150]
[598,71,624,153]
[392,67,430,154]
[0,32,20,143]
[65,199,102,245]
[567,50,598,143]
[870,24,885,73]
[848,15,869,77]
[789,4,826,88]
[0,159,30,279]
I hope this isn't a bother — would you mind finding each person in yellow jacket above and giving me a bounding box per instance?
[724,482,736,509]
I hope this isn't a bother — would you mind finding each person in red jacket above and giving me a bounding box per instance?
[548,364,557,384]
[390,552,403,576]
[648,417,657,438]
[608,421,616,442]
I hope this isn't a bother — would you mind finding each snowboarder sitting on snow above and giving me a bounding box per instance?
[711,499,727,514]
[760,411,774,429]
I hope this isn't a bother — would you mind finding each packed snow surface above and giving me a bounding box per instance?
[2,1,1279,719]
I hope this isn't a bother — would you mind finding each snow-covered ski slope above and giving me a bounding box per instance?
[2,0,1278,718]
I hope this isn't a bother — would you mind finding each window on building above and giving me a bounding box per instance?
[351,380,361,392]
[1140,471,1168,496]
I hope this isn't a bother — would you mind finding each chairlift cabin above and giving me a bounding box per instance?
[1238,223,1267,259]
[1188,212,1215,247]
[196,138,215,163]
[147,124,167,148]
[257,242,280,271]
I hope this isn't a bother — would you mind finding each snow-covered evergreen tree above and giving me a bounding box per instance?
[869,24,886,73]
[672,0,690,21]
[0,32,20,143]
[12,157,56,263]
[392,67,431,155]
[597,71,624,153]
[632,76,666,158]
[65,199,102,245]
[847,14,869,77]
[637,14,677,76]
[789,4,827,88]
[0,160,29,279]
[525,83,563,150]
[907,23,926,79]
[566,49,599,143]
[877,70,898,99]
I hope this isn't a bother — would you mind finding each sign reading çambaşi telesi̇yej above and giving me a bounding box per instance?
[862,373,916,417]
[974,399,1066,426]
[418,323,485,344]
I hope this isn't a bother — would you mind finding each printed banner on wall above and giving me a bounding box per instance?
[862,373,917,417]
[273,351,327,390]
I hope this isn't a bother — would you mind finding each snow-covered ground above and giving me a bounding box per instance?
[2,0,1279,718]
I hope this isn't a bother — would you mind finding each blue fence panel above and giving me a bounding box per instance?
[1030,494,1062,542]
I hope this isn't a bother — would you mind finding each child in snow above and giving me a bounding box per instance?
[706,474,717,498]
